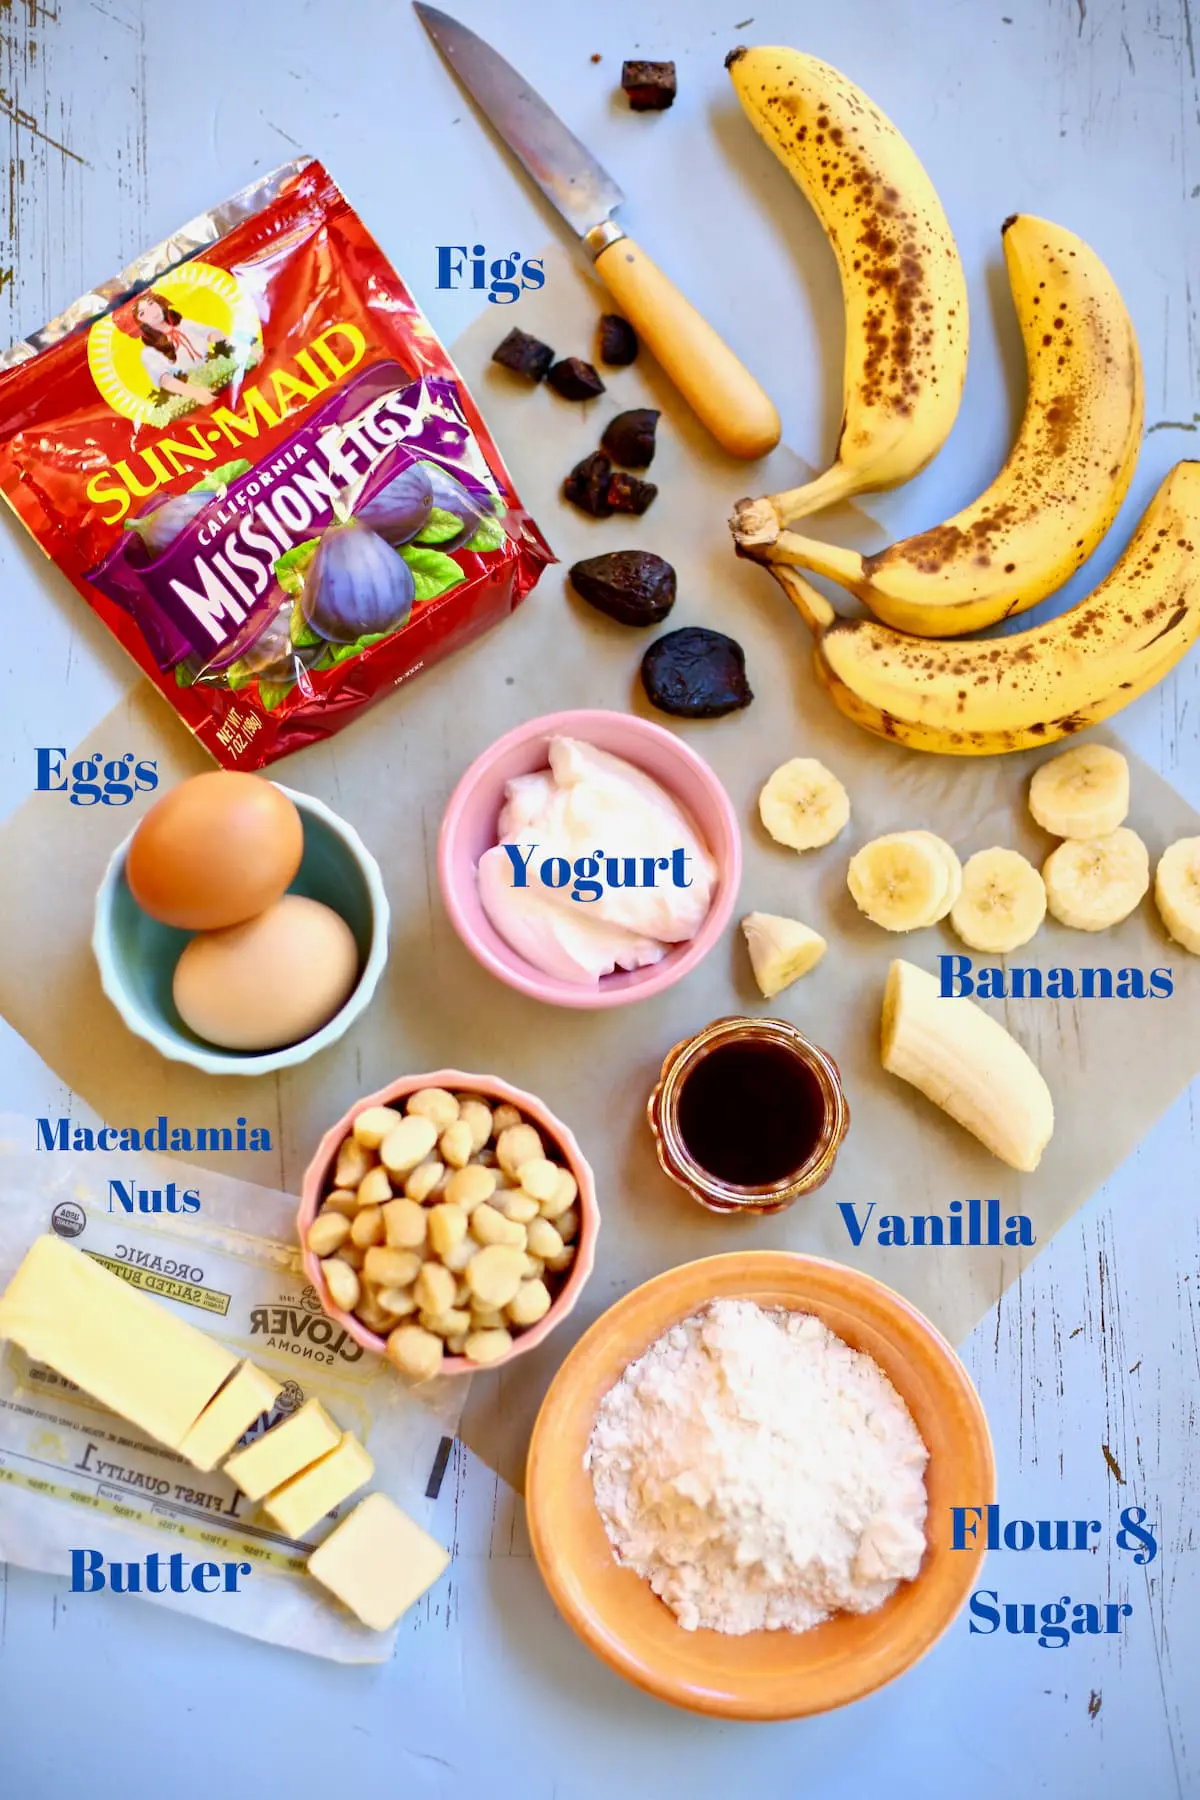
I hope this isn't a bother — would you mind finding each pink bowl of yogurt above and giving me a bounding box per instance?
[438,709,742,1010]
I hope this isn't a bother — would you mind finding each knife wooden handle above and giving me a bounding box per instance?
[592,235,781,461]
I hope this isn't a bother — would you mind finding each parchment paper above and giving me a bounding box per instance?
[1,246,1197,1489]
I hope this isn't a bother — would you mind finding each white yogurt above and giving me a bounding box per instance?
[476,737,717,986]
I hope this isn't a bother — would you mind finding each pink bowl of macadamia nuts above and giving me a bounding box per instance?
[298,1071,598,1378]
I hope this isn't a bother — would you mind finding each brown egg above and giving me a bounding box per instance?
[127,772,304,929]
[172,895,360,1052]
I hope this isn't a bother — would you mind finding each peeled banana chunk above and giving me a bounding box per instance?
[881,958,1054,1173]
[759,757,850,851]
[1029,744,1130,839]
[1043,827,1149,932]
[847,831,960,931]
[1155,836,1200,955]
[950,848,1047,954]
[742,912,827,998]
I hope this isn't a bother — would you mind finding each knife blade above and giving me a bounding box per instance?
[414,4,623,239]
[414,4,780,461]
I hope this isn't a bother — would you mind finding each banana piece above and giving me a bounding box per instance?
[881,959,1054,1172]
[758,757,850,850]
[1028,743,1130,839]
[765,463,1200,756]
[1155,837,1200,953]
[950,848,1047,953]
[909,830,964,913]
[726,46,968,532]
[1043,827,1149,931]
[742,912,828,997]
[739,216,1143,635]
[847,831,957,930]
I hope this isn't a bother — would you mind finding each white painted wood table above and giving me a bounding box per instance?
[0,0,1197,1793]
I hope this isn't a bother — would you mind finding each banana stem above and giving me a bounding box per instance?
[766,564,837,635]
[764,461,865,525]
[756,530,866,592]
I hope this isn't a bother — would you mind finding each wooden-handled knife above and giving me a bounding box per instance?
[414,4,781,461]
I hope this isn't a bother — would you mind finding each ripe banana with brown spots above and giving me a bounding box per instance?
[762,463,1200,756]
[741,216,1144,637]
[726,45,969,532]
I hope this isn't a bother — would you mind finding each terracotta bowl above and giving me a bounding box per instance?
[526,1252,993,1719]
[298,1070,598,1374]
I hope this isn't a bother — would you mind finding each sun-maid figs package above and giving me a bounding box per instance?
[0,159,552,768]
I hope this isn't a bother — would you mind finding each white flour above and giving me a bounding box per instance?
[585,1299,929,1635]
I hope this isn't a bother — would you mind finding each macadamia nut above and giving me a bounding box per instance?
[406,1088,460,1130]
[356,1294,397,1335]
[377,1287,417,1317]
[496,1189,539,1225]
[322,1257,360,1313]
[350,1205,386,1248]
[439,1120,474,1169]
[459,1098,493,1151]
[382,1197,427,1250]
[497,1124,543,1176]
[444,1164,496,1211]
[386,1324,444,1381]
[537,1168,578,1219]
[470,1203,526,1249]
[306,1212,350,1257]
[334,1136,373,1190]
[322,1188,362,1218]
[465,1244,526,1309]
[428,1203,468,1257]
[404,1160,445,1203]
[413,1260,457,1318]
[525,1217,565,1262]
[507,1278,552,1327]
[353,1106,403,1149]
[380,1115,439,1175]
[356,1164,393,1210]
[517,1157,561,1204]
[420,1306,471,1338]
[465,1328,514,1366]
[363,1245,422,1289]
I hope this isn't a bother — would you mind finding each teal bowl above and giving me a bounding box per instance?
[92,783,389,1077]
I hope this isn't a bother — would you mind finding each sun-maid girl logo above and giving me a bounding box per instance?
[87,262,263,427]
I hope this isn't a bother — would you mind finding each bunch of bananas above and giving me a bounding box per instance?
[726,45,1200,756]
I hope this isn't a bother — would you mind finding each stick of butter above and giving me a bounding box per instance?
[0,1234,237,1450]
[262,1432,374,1541]
[307,1492,449,1632]
[222,1397,341,1501]
[177,1361,282,1473]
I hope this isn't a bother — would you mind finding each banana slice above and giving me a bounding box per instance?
[881,959,1054,1172]
[1029,743,1130,838]
[908,830,963,914]
[1155,836,1200,954]
[847,831,956,931]
[759,757,850,850]
[742,912,828,998]
[1043,827,1149,931]
[950,848,1047,954]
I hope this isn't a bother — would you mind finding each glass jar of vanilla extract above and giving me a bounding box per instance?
[647,1016,849,1215]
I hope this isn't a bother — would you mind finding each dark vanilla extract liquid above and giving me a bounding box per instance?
[675,1040,827,1187]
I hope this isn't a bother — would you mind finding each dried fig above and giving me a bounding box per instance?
[600,408,659,469]
[568,551,676,626]
[641,626,753,717]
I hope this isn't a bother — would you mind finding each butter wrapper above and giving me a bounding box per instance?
[0,1122,467,1662]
